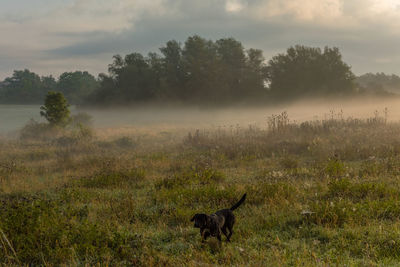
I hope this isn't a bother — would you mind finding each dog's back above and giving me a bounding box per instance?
[214,209,234,226]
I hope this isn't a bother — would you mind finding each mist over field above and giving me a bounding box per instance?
[2,97,400,137]
[83,97,400,128]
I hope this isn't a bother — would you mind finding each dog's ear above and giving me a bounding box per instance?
[190,215,196,221]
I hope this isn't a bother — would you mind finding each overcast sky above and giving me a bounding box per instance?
[1,0,400,79]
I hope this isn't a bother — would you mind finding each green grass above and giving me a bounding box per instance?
[2,112,400,265]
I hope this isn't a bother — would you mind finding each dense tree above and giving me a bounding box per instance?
[181,35,220,102]
[244,49,268,98]
[356,73,400,94]
[106,53,160,103]
[88,35,269,105]
[57,71,98,104]
[215,38,247,100]
[0,70,51,104]
[266,46,356,99]
[159,40,185,99]
[40,91,70,126]
[0,70,99,104]
[88,73,118,105]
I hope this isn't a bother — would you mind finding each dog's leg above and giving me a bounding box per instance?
[217,234,222,242]
[204,232,210,240]
[221,227,230,242]
[227,226,233,240]
[228,230,233,240]
[216,228,222,242]
[201,228,206,242]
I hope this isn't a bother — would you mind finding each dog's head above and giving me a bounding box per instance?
[190,213,209,228]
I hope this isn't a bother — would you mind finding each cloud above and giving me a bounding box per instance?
[42,0,169,33]
[1,0,400,79]
[0,0,173,78]
[225,0,246,13]
[251,0,343,22]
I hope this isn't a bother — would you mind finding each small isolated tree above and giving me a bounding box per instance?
[40,91,70,126]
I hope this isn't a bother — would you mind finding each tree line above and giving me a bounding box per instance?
[90,36,269,105]
[356,73,400,96]
[0,70,98,104]
[0,35,397,106]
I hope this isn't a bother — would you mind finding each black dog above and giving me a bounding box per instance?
[190,193,246,242]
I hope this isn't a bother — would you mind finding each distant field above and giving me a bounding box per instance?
[2,110,400,265]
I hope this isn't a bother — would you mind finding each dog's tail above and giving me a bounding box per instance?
[230,193,247,211]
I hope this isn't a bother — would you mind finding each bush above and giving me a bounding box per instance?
[19,119,59,141]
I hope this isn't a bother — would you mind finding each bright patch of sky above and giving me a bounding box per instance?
[225,0,245,13]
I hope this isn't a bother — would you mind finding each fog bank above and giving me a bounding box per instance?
[2,98,400,137]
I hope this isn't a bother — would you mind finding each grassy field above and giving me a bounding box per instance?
[2,111,400,266]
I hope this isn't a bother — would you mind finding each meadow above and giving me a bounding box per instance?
[2,110,400,266]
